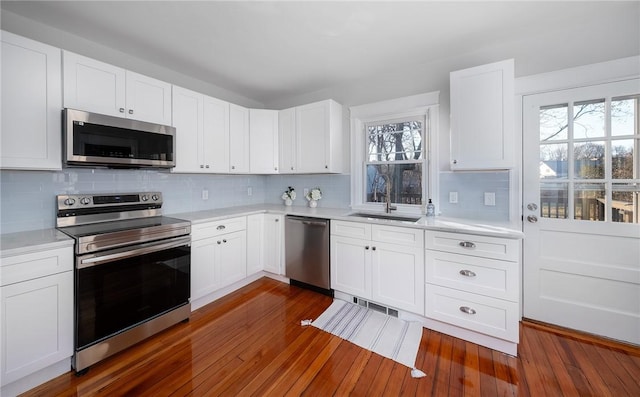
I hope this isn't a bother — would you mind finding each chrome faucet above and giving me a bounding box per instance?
[381,174,397,213]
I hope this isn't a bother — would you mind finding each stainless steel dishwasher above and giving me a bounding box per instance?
[285,216,332,294]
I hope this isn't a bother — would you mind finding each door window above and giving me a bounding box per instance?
[538,95,639,223]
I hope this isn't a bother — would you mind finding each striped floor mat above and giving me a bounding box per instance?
[311,299,426,377]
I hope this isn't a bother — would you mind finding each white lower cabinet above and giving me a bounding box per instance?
[331,220,424,315]
[245,214,283,275]
[425,230,521,346]
[0,246,73,394]
[190,217,247,305]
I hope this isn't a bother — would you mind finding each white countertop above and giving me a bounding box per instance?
[171,204,524,239]
[0,205,523,256]
[0,228,75,257]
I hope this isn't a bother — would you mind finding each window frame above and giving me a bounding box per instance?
[350,92,439,215]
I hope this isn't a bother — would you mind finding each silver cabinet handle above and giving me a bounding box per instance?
[452,159,458,164]
[275,219,279,222]
[128,109,134,114]
[527,215,538,223]
[217,241,221,245]
[231,165,235,170]
[291,167,294,170]
[459,269,476,277]
[365,245,370,250]
[200,165,204,168]
[205,165,210,169]
[223,239,227,243]
[372,246,376,251]
[119,108,125,113]
[274,167,278,171]
[459,241,476,249]
[216,225,226,230]
[459,306,476,315]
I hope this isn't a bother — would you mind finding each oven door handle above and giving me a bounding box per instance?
[78,236,191,269]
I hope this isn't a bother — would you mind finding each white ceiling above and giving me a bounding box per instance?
[2,1,639,105]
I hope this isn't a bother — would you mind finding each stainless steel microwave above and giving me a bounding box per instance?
[63,108,176,168]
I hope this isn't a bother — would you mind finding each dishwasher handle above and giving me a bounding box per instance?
[286,216,328,227]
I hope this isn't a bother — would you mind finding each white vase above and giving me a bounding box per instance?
[309,200,318,208]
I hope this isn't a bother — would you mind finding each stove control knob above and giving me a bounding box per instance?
[64,198,76,206]
[151,194,159,201]
[80,197,91,205]
[141,195,149,202]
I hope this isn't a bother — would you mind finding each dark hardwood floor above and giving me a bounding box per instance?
[22,278,640,396]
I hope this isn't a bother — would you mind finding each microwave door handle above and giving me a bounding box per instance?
[78,237,190,269]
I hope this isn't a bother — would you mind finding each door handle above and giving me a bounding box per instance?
[527,215,538,223]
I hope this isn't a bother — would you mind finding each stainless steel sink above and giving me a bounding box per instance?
[348,212,421,223]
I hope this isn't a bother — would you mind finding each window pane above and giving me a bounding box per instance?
[367,121,422,162]
[540,104,568,141]
[540,182,568,219]
[540,143,568,179]
[612,139,635,179]
[574,141,604,179]
[366,163,422,205]
[574,183,605,221]
[612,97,637,137]
[573,99,605,139]
[612,184,639,223]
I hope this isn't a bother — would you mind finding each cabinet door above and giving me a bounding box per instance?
[63,51,126,117]
[216,230,247,289]
[172,86,204,173]
[263,214,283,274]
[249,109,279,174]
[246,214,264,275]
[1,31,62,170]
[278,107,296,173]
[330,235,371,298]
[296,101,329,173]
[371,242,424,314]
[450,59,514,170]
[1,272,73,386]
[203,96,230,173]
[191,237,217,300]
[229,103,250,173]
[125,71,172,125]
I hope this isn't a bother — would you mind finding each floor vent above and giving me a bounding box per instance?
[352,297,399,318]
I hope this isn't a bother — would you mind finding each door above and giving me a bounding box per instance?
[172,86,203,173]
[330,235,371,298]
[203,95,230,173]
[229,103,250,173]
[249,109,279,174]
[263,214,283,275]
[215,230,247,289]
[522,79,640,344]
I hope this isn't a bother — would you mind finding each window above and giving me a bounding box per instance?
[539,95,639,223]
[350,92,438,214]
[365,117,424,205]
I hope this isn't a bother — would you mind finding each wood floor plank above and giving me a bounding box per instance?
[19,278,640,397]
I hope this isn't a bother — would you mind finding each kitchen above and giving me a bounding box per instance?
[1,1,639,396]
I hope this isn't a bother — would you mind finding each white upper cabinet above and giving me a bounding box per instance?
[450,59,514,170]
[229,103,250,173]
[203,95,230,173]
[278,107,297,173]
[249,109,279,174]
[1,31,62,170]
[125,71,172,125]
[63,51,172,125]
[279,99,343,174]
[172,86,230,173]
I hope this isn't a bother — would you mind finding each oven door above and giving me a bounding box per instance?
[75,236,190,350]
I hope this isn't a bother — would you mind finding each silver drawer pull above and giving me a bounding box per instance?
[459,306,476,315]
[459,269,477,277]
[459,241,476,249]
[216,225,226,230]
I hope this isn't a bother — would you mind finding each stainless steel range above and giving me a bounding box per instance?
[56,192,191,373]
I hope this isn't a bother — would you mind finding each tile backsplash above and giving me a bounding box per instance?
[0,169,508,234]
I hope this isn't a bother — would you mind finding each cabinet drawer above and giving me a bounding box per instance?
[331,220,371,239]
[425,251,518,301]
[192,217,247,240]
[425,231,518,262]
[425,284,519,342]
[372,225,423,248]
[0,247,73,286]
